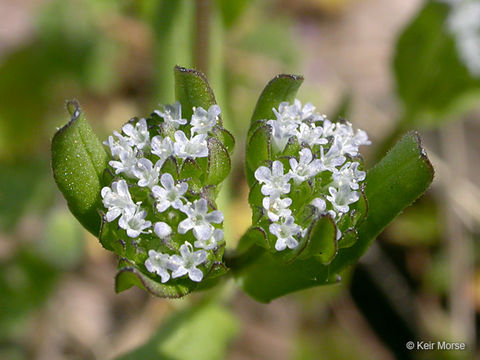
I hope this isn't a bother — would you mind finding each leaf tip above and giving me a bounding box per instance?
[409,130,435,180]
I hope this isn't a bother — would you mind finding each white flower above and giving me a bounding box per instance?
[191,105,220,134]
[295,123,328,147]
[332,162,366,190]
[270,216,302,251]
[154,102,187,128]
[145,250,175,283]
[318,141,346,172]
[178,199,224,241]
[326,185,360,214]
[118,204,152,238]
[311,197,326,213]
[322,119,336,138]
[104,132,132,158]
[154,222,172,238]
[333,122,370,157]
[152,173,188,212]
[289,148,323,184]
[121,118,150,150]
[254,160,291,197]
[267,119,298,152]
[151,135,174,166]
[262,196,292,222]
[173,130,209,159]
[109,148,138,178]
[194,228,224,250]
[101,180,135,222]
[132,158,161,188]
[170,242,207,282]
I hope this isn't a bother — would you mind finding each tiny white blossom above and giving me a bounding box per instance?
[326,185,360,214]
[322,119,336,138]
[254,161,291,197]
[270,216,302,251]
[273,99,322,124]
[154,102,187,128]
[191,105,220,134]
[104,132,132,158]
[121,118,150,150]
[311,197,326,213]
[289,148,323,184]
[332,162,366,190]
[151,135,174,166]
[194,228,224,250]
[267,119,298,152]
[318,141,346,172]
[118,205,152,238]
[262,196,292,222]
[132,158,161,188]
[101,180,135,222]
[152,173,188,212]
[173,130,209,159]
[154,222,172,238]
[109,148,138,178]
[295,123,328,147]
[170,242,207,282]
[178,199,224,241]
[333,122,370,157]
[145,250,176,283]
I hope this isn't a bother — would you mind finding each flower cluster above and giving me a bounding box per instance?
[253,100,370,252]
[101,102,226,283]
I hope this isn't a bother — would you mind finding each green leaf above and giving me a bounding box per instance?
[212,126,235,154]
[205,137,231,186]
[115,259,194,298]
[174,66,218,120]
[116,302,239,360]
[180,158,203,188]
[235,132,434,302]
[394,0,480,125]
[245,124,271,186]
[51,100,108,236]
[300,216,337,264]
[249,74,303,129]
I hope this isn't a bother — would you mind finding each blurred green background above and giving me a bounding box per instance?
[0,0,479,359]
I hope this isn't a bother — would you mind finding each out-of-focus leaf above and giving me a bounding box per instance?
[0,250,58,338]
[237,19,299,68]
[0,159,52,230]
[174,66,217,120]
[39,208,85,269]
[235,132,434,302]
[116,302,239,360]
[215,0,253,28]
[51,101,108,236]
[394,0,480,126]
[153,1,194,105]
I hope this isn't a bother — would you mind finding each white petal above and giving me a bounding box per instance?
[188,268,204,282]
[154,222,172,238]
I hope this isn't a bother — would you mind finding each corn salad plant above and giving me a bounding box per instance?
[52,66,434,302]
